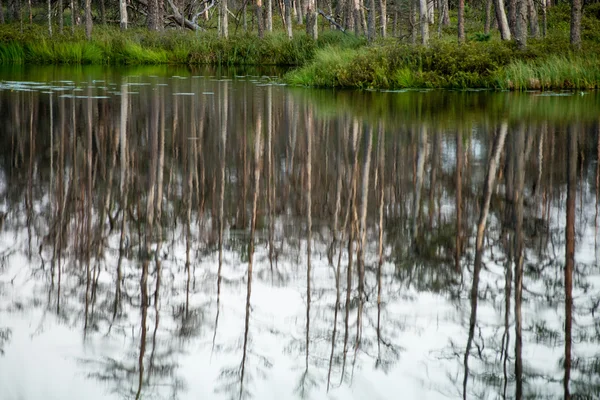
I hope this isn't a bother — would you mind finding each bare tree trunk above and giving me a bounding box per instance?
[463,122,508,399]
[541,0,546,36]
[570,0,582,49]
[212,82,228,354]
[306,0,317,38]
[528,0,538,37]
[47,0,52,35]
[284,0,293,37]
[455,131,462,272]
[379,0,386,37]
[564,126,577,399]
[368,0,375,41]
[147,0,161,30]
[239,98,263,400]
[220,0,228,37]
[120,0,128,29]
[458,0,464,42]
[70,0,75,33]
[267,0,273,31]
[296,0,303,24]
[419,0,429,45]
[356,125,372,348]
[410,0,417,43]
[508,0,516,34]
[412,125,427,248]
[353,0,361,35]
[515,0,527,49]
[58,0,63,32]
[513,125,526,400]
[484,0,492,34]
[85,0,92,39]
[494,0,511,40]
[257,0,264,38]
[304,105,313,391]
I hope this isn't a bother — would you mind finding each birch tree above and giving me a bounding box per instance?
[494,0,511,40]
[420,0,429,45]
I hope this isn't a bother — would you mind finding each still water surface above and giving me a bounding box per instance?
[0,66,599,400]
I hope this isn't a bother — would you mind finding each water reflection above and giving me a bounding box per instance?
[0,67,599,400]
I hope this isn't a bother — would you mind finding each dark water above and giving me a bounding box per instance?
[0,65,599,400]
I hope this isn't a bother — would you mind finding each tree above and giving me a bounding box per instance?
[219,0,228,38]
[307,0,318,39]
[570,0,582,49]
[564,126,577,399]
[494,0,512,40]
[147,0,161,30]
[515,0,528,49]
[85,0,92,39]
[458,0,465,43]
[420,0,429,45]
[120,0,128,29]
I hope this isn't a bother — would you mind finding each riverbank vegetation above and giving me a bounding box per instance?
[0,0,598,89]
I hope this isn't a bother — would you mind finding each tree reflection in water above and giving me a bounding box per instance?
[0,67,599,399]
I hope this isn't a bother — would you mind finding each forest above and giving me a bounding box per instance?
[0,0,599,88]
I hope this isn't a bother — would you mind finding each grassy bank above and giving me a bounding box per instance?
[285,39,600,90]
[0,4,599,90]
[0,24,364,65]
[285,4,600,90]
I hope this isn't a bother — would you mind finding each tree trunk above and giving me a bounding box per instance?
[284,0,293,38]
[513,125,526,400]
[266,0,273,32]
[564,126,577,399]
[0,0,4,24]
[58,0,63,32]
[410,0,417,44]
[463,122,508,399]
[455,131,462,272]
[257,0,264,38]
[379,0,386,37]
[219,0,228,37]
[458,0,464,43]
[570,0,582,49]
[541,0,547,37]
[85,0,92,39]
[47,0,52,36]
[515,0,527,49]
[419,0,429,45]
[147,0,161,30]
[494,0,511,40]
[70,0,76,33]
[484,0,492,34]
[306,0,317,39]
[508,0,516,34]
[120,0,128,29]
[528,0,538,38]
[368,0,375,41]
[296,0,303,25]
[353,0,361,35]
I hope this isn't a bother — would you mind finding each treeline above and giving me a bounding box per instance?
[0,0,598,49]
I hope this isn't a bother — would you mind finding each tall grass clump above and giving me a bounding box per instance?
[285,46,356,87]
[500,55,600,90]
[0,43,25,64]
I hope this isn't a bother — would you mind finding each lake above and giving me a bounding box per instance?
[0,65,599,400]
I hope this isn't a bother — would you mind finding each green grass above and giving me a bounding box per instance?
[500,55,600,90]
